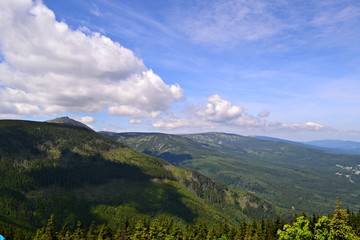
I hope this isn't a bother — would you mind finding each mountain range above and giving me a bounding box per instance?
[0,119,283,235]
[102,131,360,214]
[1,117,360,237]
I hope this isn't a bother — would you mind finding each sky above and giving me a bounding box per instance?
[1,0,360,141]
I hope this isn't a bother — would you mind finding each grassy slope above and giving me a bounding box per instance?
[0,120,281,233]
[102,131,360,214]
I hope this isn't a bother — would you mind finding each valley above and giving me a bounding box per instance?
[102,131,360,214]
[0,120,284,238]
[2,0,360,238]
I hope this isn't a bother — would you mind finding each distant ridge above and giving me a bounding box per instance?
[252,136,299,144]
[305,139,360,154]
[103,131,360,214]
[46,116,93,131]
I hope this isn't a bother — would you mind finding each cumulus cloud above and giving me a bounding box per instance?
[129,118,142,124]
[153,94,330,132]
[258,110,270,118]
[347,129,360,134]
[153,95,265,130]
[273,121,332,132]
[196,95,243,121]
[152,118,190,130]
[297,121,325,131]
[0,0,182,117]
[75,116,95,124]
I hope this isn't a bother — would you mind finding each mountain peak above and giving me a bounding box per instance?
[45,116,93,131]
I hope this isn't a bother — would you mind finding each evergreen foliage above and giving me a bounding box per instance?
[26,207,360,240]
[1,120,359,239]
[277,203,360,240]
[0,120,281,238]
[105,131,360,214]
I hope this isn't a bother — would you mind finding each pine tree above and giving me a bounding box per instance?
[86,222,97,240]
[33,215,57,240]
[97,224,113,240]
[327,201,359,240]
[72,221,85,240]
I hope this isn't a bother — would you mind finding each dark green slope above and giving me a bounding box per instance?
[0,120,281,235]
[102,131,360,214]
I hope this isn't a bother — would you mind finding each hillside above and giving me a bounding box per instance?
[0,120,282,236]
[102,131,360,214]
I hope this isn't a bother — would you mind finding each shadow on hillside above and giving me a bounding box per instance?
[0,125,44,159]
[89,179,198,223]
[143,150,193,165]
[28,149,198,224]
[28,149,151,189]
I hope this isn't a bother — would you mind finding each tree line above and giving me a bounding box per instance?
[1,202,358,240]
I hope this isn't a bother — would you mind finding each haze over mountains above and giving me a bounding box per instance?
[305,140,360,155]
[254,136,360,155]
[102,131,360,214]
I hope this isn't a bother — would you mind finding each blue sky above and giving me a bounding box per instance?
[1,0,360,141]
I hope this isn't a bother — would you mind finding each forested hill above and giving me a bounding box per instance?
[0,120,283,238]
[102,131,360,214]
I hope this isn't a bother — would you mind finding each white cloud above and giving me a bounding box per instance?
[129,118,142,124]
[258,110,270,118]
[0,87,42,115]
[152,118,189,129]
[302,121,325,131]
[0,0,182,117]
[152,95,264,130]
[153,94,330,132]
[197,95,243,122]
[277,121,331,132]
[347,129,360,134]
[75,116,95,124]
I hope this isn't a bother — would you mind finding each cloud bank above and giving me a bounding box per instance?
[153,95,330,132]
[0,0,182,117]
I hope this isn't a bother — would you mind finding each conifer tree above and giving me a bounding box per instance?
[33,215,57,240]
[327,201,359,240]
[72,221,85,240]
